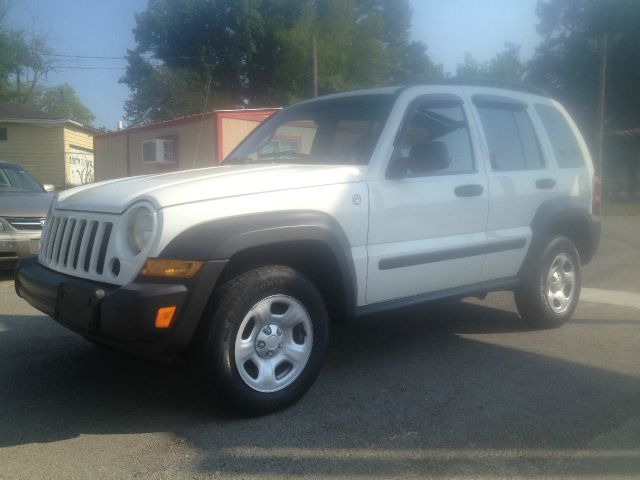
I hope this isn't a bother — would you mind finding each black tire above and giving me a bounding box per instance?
[201,265,329,415]
[515,236,581,328]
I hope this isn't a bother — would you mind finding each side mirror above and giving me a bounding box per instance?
[42,184,55,192]
[407,140,451,174]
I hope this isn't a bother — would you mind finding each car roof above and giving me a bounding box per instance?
[0,160,21,168]
[294,83,551,107]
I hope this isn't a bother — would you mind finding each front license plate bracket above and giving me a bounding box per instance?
[56,283,106,332]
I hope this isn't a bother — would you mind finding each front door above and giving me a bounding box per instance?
[366,95,489,304]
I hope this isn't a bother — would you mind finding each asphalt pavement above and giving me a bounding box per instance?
[0,215,638,479]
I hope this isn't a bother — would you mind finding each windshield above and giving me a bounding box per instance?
[0,165,44,193]
[226,94,394,166]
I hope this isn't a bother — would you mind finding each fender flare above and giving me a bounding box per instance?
[519,197,599,278]
[159,210,358,316]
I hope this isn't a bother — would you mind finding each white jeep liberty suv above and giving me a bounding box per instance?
[16,85,601,414]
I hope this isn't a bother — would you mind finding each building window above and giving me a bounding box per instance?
[142,138,177,164]
[0,128,7,141]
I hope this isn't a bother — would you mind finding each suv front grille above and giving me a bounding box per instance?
[5,217,46,230]
[39,213,115,278]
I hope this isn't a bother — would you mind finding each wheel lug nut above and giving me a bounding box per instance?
[262,326,272,335]
[278,343,283,349]
[276,328,282,336]
[266,351,272,357]
[257,341,266,349]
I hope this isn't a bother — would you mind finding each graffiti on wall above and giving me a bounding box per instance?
[66,148,95,187]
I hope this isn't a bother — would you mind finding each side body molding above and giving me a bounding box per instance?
[159,210,358,317]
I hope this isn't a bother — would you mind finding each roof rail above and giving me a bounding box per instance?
[443,76,549,96]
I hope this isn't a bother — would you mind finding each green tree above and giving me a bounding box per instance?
[528,0,640,190]
[121,0,442,125]
[455,43,526,83]
[29,84,95,125]
[488,43,526,83]
[455,52,488,79]
[0,1,13,100]
[0,1,57,103]
[528,0,640,135]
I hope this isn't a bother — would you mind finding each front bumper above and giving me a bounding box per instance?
[15,256,227,356]
[0,232,41,267]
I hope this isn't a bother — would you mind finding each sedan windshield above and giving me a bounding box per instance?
[226,94,394,166]
[0,165,44,193]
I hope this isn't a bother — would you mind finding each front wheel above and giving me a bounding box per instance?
[515,236,581,328]
[202,265,329,415]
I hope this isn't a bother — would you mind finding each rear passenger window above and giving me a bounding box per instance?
[535,104,585,168]
[476,105,544,171]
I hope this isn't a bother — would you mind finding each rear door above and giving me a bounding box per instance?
[470,94,557,282]
[365,94,489,304]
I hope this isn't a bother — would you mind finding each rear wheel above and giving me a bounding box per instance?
[202,265,329,415]
[515,236,581,328]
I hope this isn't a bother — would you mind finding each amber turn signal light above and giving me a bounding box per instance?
[155,306,176,329]
[140,259,202,278]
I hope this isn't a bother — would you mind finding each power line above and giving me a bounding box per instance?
[46,51,238,61]
[45,52,175,62]
[55,66,127,70]
[46,53,129,60]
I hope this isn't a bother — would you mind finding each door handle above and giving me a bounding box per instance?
[454,184,484,197]
[536,178,556,189]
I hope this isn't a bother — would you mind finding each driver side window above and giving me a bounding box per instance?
[390,99,475,178]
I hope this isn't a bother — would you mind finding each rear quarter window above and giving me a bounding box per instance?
[534,104,585,168]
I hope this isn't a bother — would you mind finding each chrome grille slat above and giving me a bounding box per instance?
[5,217,46,230]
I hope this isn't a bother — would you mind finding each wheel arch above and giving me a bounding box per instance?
[159,210,358,324]
[520,197,598,279]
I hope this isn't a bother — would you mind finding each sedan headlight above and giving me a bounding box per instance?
[127,205,155,255]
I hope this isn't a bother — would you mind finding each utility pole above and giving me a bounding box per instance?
[594,33,608,176]
[312,36,318,98]
[16,69,21,103]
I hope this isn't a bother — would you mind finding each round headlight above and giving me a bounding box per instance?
[127,206,155,255]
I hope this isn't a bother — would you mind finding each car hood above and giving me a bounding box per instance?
[0,192,55,217]
[55,164,367,214]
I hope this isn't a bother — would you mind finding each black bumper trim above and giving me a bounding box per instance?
[15,256,228,356]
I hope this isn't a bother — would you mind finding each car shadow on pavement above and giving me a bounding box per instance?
[0,301,638,478]
[0,269,14,282]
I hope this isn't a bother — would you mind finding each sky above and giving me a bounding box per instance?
[5,0,541,130]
